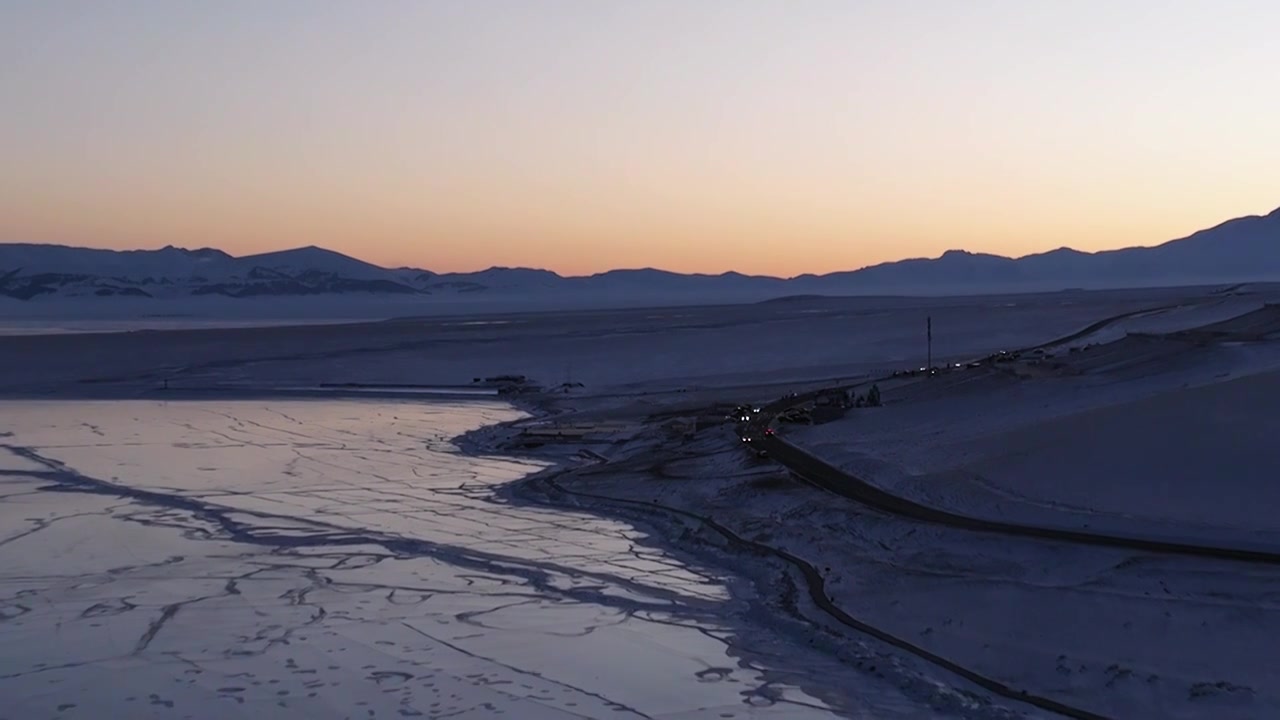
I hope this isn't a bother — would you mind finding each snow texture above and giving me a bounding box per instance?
[3,283,1280,718]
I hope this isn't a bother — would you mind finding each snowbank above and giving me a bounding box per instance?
[549,428,1280,720]
[960,367,1280,531]
[791,301,1280,538]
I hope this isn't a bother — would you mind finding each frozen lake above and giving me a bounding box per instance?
[0,398,930,719]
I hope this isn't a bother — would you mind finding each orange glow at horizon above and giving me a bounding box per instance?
[2,2,1278,276]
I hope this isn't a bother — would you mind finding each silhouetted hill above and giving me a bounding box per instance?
[2,205,1277,303]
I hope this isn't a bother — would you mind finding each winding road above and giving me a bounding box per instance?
[527,468,1109,720]
[523,295,1272,720]
[742,299,1280,566]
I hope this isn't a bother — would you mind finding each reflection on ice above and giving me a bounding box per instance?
[0,400,925,719]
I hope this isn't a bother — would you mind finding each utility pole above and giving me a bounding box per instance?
[927,316,933,375]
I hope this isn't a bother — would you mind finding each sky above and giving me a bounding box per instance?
[2,1,1278,277]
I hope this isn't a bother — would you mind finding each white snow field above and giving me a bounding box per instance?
[0,400,925,719]
[3,284,1280,719]
[790,297,1280,539]
[0,285,1219,395]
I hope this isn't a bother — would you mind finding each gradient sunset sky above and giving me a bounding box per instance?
[2,1,1278,276]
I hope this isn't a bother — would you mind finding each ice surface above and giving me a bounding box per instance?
[0,400,927,719]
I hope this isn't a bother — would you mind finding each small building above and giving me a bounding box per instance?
[813,388,852,408]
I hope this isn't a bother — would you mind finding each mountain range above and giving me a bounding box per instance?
[3,206,1278,305]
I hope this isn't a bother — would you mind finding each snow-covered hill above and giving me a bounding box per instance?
[795,206,1280,294]
[2,205,1278,306]
[0,244,418,300]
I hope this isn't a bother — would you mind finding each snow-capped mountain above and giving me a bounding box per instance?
[2,205,1278,304]
[0,245,419,300]
[790,206,1280,295]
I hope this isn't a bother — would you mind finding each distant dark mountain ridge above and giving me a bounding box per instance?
[2,205,1278,302]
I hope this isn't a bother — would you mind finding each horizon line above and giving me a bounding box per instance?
[3,202,1276,279]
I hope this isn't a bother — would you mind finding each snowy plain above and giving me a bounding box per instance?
[0,286,1208,395]
[790,292,1280,538]
[3,284,1279,719]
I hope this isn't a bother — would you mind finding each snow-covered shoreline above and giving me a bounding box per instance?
[4,398,918,719]
[498,398,1280,719]
[456,403,1044,718]
[463,291,1280,720]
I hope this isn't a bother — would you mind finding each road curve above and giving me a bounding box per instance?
[512,303,1230,719]
[746,387,1280,567]
[1026,302,1180,351]
[524,470,1108,720]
